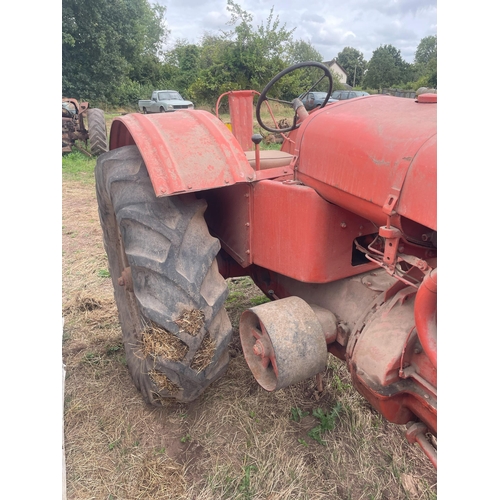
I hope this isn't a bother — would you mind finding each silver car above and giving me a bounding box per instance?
[330,90,370,101]
[300,91,337,111]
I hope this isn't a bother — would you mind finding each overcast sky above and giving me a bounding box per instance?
[157,0,437,63]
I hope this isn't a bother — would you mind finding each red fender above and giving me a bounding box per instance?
[109,111,256,197]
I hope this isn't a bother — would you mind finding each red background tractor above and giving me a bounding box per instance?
[62,97,108,156]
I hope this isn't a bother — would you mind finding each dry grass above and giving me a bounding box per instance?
[142,323,189,362]
[190,335,217,373]
[149,370,182,394]
[63,152,437,499]
[175,309,205,336]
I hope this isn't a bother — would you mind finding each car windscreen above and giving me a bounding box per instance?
[158,92,183,100]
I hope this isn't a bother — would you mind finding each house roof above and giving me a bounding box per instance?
[323,58,348,77]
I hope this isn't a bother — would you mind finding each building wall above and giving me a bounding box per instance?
[329,62,347,84]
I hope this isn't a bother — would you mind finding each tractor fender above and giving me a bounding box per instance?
[109,111,256,197]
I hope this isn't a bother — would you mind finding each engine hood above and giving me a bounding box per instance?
[293,95,437,232]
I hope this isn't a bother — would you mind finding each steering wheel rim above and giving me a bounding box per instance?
[256,61,334,134]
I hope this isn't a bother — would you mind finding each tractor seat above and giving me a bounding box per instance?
[244,150,294,170]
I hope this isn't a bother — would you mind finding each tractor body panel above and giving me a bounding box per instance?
[251,180,377,282]
[109,111,256,196]
[291,95,436,232]
[205,179,378,283]
[204,183,253,268]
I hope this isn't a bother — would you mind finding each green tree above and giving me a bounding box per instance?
[62,0,168,104]
[363,44,408,89]
[336,47,367,87]
[165,40,201,98]
[415,35,437,66]
[288,40,323,64]
[414,35,437,88]
[188,1,297,104]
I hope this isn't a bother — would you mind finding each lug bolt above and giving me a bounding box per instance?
[253,340,264,356]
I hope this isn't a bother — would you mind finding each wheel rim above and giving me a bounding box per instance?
[240,310,279,391]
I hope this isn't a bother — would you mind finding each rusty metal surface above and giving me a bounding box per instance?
[347,287,437,434]
[293,95,436,232]
[108,111,256,197]
[240,296,327,391]
[204,184,253,268]
[62,98,89,153]
[349,287,417,387]
[249,267,386,332]
[414,269,437,368]
[228,90,259,151]
[405,422,437,468]
[215,90,260,152]
[251,180,377,283]
[247,266,436,442]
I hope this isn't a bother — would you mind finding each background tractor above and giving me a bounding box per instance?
[62,97,108,156]
[95,62,437,467]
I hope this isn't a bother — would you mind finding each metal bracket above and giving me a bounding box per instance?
[379,225,402,270]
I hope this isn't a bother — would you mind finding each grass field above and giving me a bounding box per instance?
[62,107,437,499]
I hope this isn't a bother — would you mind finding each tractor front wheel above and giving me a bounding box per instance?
[95,146,233,404]
[87,108,108,156]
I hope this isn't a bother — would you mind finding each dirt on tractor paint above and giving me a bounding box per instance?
[62,174,437,499]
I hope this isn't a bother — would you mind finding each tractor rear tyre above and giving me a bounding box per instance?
[87,108,108,156]
[95,145,233,404]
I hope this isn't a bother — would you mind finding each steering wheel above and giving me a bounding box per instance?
[256,61,334,134]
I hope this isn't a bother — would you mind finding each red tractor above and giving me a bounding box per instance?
[95,63,437,467]
[62,98,108,156]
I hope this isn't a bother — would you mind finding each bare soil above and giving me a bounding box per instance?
[62,170,437,499]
